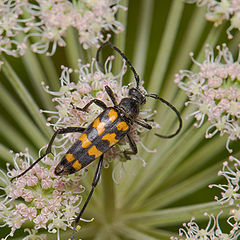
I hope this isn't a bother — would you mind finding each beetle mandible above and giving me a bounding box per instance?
[11,41,182,240]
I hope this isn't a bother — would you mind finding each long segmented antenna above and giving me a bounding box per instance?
[97,41,182,138]
[146,93,182,138]
[96,41,140,89]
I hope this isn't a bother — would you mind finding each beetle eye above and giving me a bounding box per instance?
[129,88,141,97]
[129,88,146,105]
[128,88,135,96]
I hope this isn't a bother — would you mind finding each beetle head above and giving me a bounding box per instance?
[128,88,146,105]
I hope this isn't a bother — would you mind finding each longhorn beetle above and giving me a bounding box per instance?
[11,41,182,240]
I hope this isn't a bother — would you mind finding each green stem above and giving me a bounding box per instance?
[133,225,174,240]
[132,0,154,77]
[118,93,196,202]
[102,163,115,222]
[0,144,12,163]
[144,26,223,155]
[143,161,223,210]
[160,7,209,101]
[0,82,47,148]
[115,223,158,240]
[113,0,128,74]
[229,31,240,53]
[165,135,226,187]
[152,7,208,136]
[65,27,81,71]
[122,123,208,210]
[122,201,234,226]
[93,225,113,240]
[1,56,52,138]
[16,36,54,110]
[147,0,184,95]
[38,54,59,91]
[0,117,35,153]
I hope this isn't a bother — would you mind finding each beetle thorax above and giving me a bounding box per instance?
[118,97,140,121]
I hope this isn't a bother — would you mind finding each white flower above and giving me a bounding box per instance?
[0,149,85,239]
[175,44,240,152]
[0,0,126,57]
[186,0,240,38]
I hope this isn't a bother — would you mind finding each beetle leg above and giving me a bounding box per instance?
[105,85,118,106]
[142,118,154,122]
[123,134,138,160]
[71,99,107,112]
[135,119,152,130]
[72,154,104,240]
[11,127,85,182]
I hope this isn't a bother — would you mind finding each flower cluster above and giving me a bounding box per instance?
[0,0,29,58]
[171,211,240,240]
[209,156,240,205]
[173,155,240,239]
[0,149,87,240]
[41,57,159,182]
[186,0,240,38]
[0,0,125,57]
[175,44,240,152]
[209,156,240,234]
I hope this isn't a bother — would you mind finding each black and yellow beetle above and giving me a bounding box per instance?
[11,41,182,240]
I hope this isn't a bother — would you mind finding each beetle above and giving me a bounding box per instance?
[11,41,182,240]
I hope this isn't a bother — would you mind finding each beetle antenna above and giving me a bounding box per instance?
[96,41,140,89]
[146,94,182,138]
